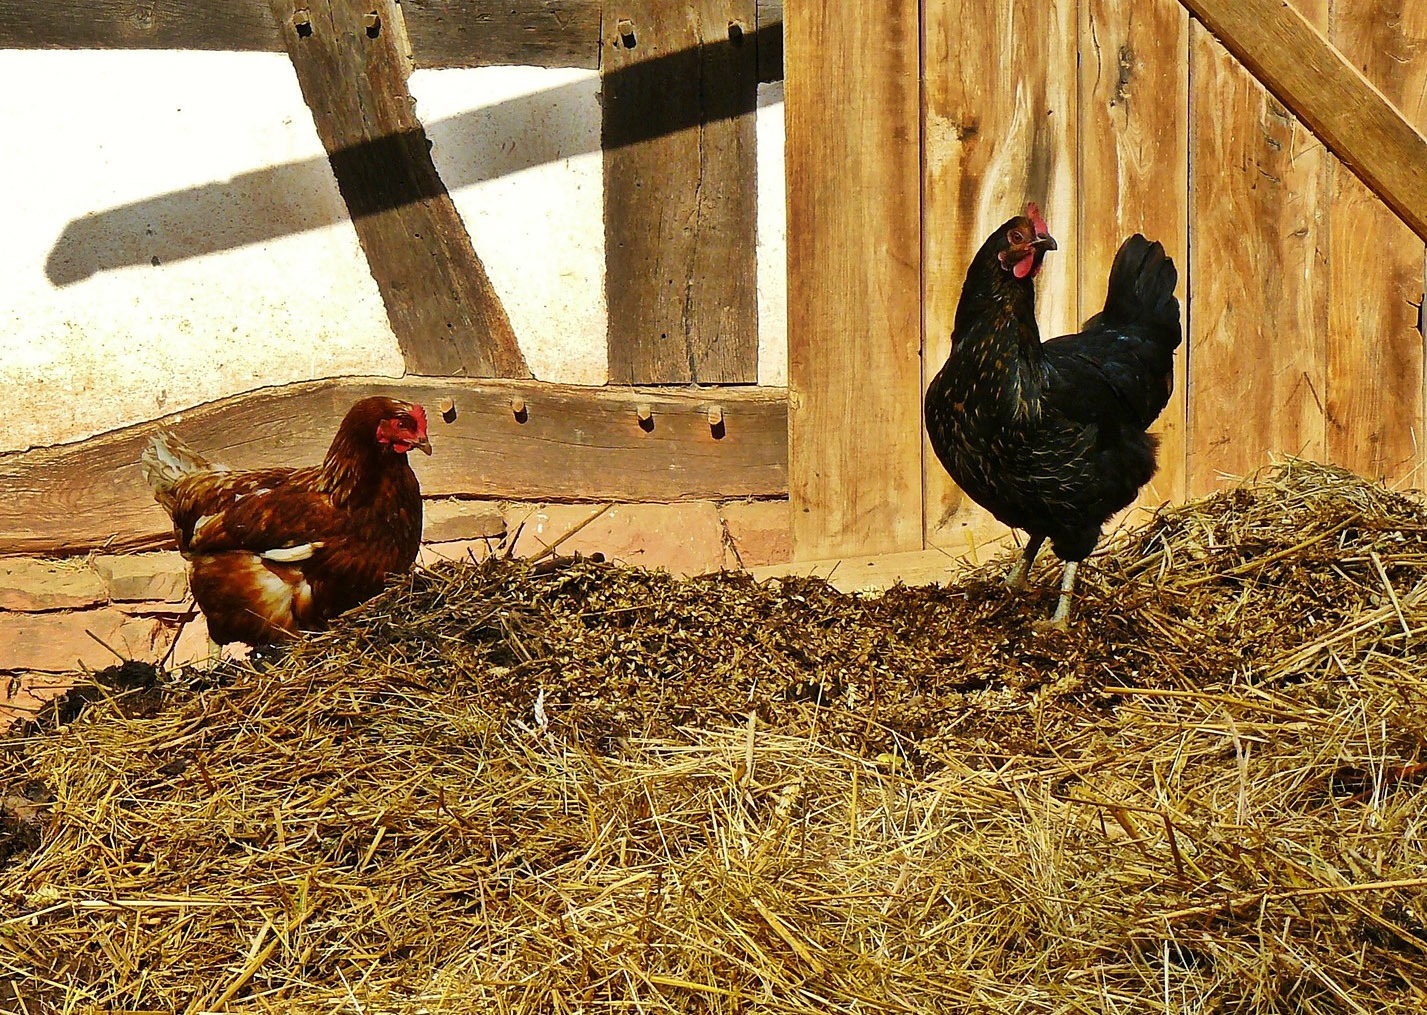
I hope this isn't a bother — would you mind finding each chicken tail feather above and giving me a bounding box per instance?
[1099,234,1181,348]
[141,430,222,506]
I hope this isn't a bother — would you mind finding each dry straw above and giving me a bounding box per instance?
[4,459,1427,1012]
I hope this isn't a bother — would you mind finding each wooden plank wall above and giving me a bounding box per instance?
[785,0,923,559]
[920,0,1427,544]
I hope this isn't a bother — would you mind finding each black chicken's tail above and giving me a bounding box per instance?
[1096,234,1181,349]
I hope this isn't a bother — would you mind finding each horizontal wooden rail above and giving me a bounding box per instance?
[0,379,788,556]
[1180,0,1427,244]
[0,0,602,69]
[0,0,785,77]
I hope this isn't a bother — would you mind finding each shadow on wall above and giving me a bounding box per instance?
[46,26,785,286]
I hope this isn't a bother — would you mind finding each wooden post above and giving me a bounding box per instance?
[785,0,922,559]
[269,0,530,378]
[602,0,760,385]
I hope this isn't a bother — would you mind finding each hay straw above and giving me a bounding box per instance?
[4,459,1427,1012]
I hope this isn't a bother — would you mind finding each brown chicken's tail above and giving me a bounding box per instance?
[140,430,222,511]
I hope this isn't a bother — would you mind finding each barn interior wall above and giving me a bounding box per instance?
[0,51,789,455]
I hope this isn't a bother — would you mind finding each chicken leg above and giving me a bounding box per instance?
[1006,534,1046,589]
[1034,560,1080,632]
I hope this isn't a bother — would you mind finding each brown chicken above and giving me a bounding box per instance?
[141,396,430,645]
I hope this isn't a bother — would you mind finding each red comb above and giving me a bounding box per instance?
[1027,202,1049,237]
[409,403,429,434]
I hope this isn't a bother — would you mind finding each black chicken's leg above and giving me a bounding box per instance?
[1035,560,1080,632]
[1006,534,1046,589]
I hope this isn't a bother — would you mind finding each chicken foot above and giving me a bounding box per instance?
[1034,560,1079,632]
[1005,534,1046,589]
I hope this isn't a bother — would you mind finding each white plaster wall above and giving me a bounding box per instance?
[409,66,607,387]
[756,82,788,388]
[0,50,401,453]
[0,51,788,455]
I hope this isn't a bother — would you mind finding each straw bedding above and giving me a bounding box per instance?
[4,459,1427,1012]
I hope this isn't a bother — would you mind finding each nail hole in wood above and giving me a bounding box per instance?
[293,9,313,37]
[727,20,745,44]
[511,396,529,424]
[617,18,637,48]
[707,405,726,440]
[636,404,654,433]
[364,11,381,38]
[437,398,457,424]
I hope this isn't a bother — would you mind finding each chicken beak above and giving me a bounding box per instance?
[414,436,433,456]
[1032,234,1058,252]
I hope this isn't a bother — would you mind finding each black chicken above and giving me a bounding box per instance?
[924,204,1182,629]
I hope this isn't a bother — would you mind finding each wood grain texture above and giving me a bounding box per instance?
[786,0,921,559]
[1324,3,1427,485]
[921,0,1079,547]
[400,0,600,69]
[1079,0,1189,507]
[602,0,759,385]
[0,379,788,556]
[1187,15,1330,493]
[271,0,529,378]
[1177,0,1427,245]
[0,0,600,68]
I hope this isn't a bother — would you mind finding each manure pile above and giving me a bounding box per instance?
[5,459,1427,1012]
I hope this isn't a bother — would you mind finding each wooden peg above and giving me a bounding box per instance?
[437,397,456,424]
[636,403,654,432]
[511,395,528,422]
[706,405,724,427]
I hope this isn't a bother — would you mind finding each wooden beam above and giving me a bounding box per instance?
[270,0,529,378]
[1177,0,1427,245]
[0,0,602,69]
[0,379,788,556]
[785,0,922,559]
[399,0,600,69]
[602,0,760,385]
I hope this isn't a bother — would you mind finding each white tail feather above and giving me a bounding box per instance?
[140,430,224,496]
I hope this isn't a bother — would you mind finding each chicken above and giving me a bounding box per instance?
[924,204,1182,629]
[141,396,431,645]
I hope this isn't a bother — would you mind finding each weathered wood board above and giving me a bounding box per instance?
[1176,0,1427,246]
[921,0,1080,548]
[1079,0,1189,507]
[0,380,789,556]
[0,0,602,69]
[785,0,922,559]
[270,0,529,379]
[602,0,760,385]
[1324,4,1427,485]
[1187,14,1330,493]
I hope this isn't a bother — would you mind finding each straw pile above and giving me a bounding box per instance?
[5,459,1427,1013]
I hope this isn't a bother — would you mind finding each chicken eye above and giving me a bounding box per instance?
[1009,229,1026,244]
